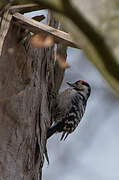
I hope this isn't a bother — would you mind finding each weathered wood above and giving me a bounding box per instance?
[13,13,80,48]
[9,3,43,14]
[0,11,12,56]
[0,9,66,179]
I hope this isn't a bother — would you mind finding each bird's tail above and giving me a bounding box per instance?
[47,121,64,139]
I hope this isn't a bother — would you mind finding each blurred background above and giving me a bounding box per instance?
[25,10,119,180]
[43,48,119,180]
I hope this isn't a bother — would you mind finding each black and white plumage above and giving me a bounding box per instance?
[47,80,91,140]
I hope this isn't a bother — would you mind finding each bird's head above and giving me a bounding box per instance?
[67,80,91,99]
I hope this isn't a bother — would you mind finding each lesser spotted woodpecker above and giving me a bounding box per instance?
[47,80,91,140]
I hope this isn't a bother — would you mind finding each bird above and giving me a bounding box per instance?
[47,80,91,141]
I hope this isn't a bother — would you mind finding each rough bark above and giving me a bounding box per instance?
[0,11,66,180]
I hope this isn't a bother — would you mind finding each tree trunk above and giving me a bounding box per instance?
[0,11,66,180]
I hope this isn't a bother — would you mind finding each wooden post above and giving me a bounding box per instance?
[0,3,79,179]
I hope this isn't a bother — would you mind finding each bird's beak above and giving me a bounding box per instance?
[67,82,74,87]
[67,81,82,89]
